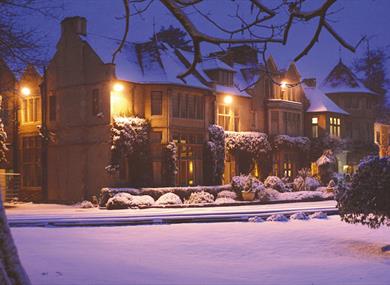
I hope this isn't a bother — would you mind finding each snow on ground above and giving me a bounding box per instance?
[12,216,390,285]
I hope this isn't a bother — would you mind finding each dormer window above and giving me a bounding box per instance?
[219,70,234,86]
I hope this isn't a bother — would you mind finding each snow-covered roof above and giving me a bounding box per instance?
[303,84,349,115]
[233,63,262,92]
[81,35,211,90]
[201,57,235,72]
[215,84,251,98]
[321,61,378,95]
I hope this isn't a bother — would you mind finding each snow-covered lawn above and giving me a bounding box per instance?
[12,216,390,285]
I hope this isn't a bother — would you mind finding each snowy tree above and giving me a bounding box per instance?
[106,117,151,186]
[204,125,225,185]
[337,156,390,229]
[316,149,337,185]
[352,44,389,116]
[162,141,178,186]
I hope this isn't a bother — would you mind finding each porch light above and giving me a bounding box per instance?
[280,81,288,91]
[223,94,233,105]
[21,87,31,96]
[113,82,124,92]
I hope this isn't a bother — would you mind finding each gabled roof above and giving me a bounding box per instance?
[81,35,211,90]
[321,60,378,95]
[233,63,262,92]
[303,84,349,115]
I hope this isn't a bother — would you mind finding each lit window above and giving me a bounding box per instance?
[312,117,319,138]
[329,116,341,137]
[22,96,41,124]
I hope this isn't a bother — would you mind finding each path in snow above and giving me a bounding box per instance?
[12,216,390,285]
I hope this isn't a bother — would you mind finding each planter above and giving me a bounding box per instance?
[241,191,255,201]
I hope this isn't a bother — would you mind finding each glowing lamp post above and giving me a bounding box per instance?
[280,81,288,91]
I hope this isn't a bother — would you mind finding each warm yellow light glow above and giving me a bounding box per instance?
[113,82,124,92]
[312,117,318,124]
[21,87,31,96]
[280,81,288,90]
[189,160,194,175]
[223,95,233,105]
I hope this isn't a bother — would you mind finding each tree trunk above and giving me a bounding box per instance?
[0,196,31,285]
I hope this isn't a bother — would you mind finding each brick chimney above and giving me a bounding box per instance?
[61,16,87,36]
[302,78,316,87]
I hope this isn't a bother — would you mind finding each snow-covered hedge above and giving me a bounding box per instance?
[272,135,310,152]
[162,142,178,186]
[204,125,225,185]
[337,156,390,228]
[156,193,182,205]
[99,187,141,207]
[264,176,288,192]
[185,191,215,204]
[141,185,231,200]
[225,131,271,159]
[106,193,155,210]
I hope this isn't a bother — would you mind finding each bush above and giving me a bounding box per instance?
[293,176,320,192]
[264,176,287,192]
[215,197,236,204]
[266,214,289,222]
[129,195,155,208]
[316,150,337,185]
[231,175,264,193]
[156,193,182,205]
[217,190,237,200]
[309,211,327,219]
[337,156,390,228]
[290,212,309,220]
[106,193,134,210]
[204,125,225,185]
[79,200,94,208]
[185,191,215,204]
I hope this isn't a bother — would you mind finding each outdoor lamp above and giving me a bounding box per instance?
[113,82,124,92]
[21,87,31,96]
[224,94,233,105]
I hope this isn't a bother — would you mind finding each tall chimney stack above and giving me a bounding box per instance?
[61,16,87,36]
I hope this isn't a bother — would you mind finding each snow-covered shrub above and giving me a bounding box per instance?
[266,214,289,222]
[225,131,271,159]
[225,131,271,174]
[215,197,236,204]
[106,117,150,186]
[156,193,182,205]
[217,190,237,200]
[79,200,94,208]
[316,149,337,185]
[248,216,265,223]
[290,212,309,220]
[129,195,155,208]
[162,142,178,186]
[0,117,8,165]
[264,176,287,192]
[337,156,390,228]
[309,211,327,219]
[272,135,310,153]
[185,191,215,204]
[204,125,225,185]
[99,187,141,207]
[293,169,320,192]
[106,193,134,210]
[231,175,265,200]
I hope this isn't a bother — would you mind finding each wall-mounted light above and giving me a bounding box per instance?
[21,87,31,96]
[113,82,124,92]
[223,94,233,105]
[280,81,288,91]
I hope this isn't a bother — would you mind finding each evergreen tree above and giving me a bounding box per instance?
[151,25,192,51]
[352,44,389,116]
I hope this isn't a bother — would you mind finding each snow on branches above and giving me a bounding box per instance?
[225,131,271,158]
[106,117,150,173]
[163,141,178,186]
[337,156,390,228]
[272,135,310,153]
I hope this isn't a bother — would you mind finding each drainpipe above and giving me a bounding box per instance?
[40,67,48,201]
